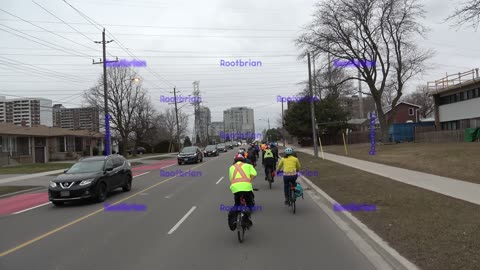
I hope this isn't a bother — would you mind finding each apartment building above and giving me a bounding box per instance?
[52,104,100,132]
[223,107,255,136]
[0,96,53,127]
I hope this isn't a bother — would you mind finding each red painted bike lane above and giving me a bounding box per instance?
[0,159,178,215]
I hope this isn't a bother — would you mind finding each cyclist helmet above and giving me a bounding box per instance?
[284,147,294,155]
[265,145,270,149]
[234,153,245,162]
[238,149,245,156]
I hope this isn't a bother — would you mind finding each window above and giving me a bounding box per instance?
[408,108,414,116]
[113,157,124,168]
[105,159,114,170]
[57,137,65,152]
[468,90,473,99]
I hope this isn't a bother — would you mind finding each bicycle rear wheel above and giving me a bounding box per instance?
[237,213,244,243]
[290,185,296,214]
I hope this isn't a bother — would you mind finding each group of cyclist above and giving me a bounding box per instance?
[228,141,301,230]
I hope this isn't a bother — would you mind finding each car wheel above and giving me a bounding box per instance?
[178,161,182,165]
[122,175,132,192]
[95,182,108,203]
[52,201,64,206]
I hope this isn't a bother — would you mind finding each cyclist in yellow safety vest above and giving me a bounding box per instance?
[276,147,301,205]
[229,153,257,227]
[262,147,276,182]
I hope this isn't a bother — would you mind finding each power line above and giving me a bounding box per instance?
[0,8,99,55]
[12,28,296,38]
[0,24,92,58]
[0,18,299,32]
[61,0,175,92]
[0,57,92,85]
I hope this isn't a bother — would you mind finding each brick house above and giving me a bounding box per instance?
[383,102,421,124]
[0,124,104,166]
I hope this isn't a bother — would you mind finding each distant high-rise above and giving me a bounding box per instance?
[0,96,53,127]
[52,104,100,132]
[223,107,254,138]
[197,106,211,143]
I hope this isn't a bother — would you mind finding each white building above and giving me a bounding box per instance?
[428,69,480,130]
[0,96,53,127]
[223,107,255,139]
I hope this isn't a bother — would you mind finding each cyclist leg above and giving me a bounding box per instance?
[283,176,289,204]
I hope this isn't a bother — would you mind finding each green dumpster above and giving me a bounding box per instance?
[464,128,480,142]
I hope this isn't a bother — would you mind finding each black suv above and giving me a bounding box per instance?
[216,143,228,152]
[204,145,219,157]
[48,155,132,206]
[177,146,203,165]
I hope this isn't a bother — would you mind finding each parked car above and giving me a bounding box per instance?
[204,145,219,157]
[127,147,146,155]
[177,146,203,165]
[226,142,234,149]
[48,155,132,206]
[216,143,228,152]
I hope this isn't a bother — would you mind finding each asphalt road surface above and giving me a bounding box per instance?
[0,149,376,270]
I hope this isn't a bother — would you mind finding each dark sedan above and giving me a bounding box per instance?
[226,142,234,149]
[216,143,228,152]
[204,145,219,157]
[48,155,132,206]
[177,146,203,165]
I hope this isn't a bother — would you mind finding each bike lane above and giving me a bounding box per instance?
[0,159,178,216]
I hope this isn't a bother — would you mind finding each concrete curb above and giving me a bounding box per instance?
[298,174,420,270]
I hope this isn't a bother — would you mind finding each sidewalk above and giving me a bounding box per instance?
[294,146,480,206]
[0,153,175,185]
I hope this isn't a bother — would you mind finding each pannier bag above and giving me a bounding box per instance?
[295,183,304,198]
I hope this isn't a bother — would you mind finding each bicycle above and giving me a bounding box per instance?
[266,167,273,189]
[288,180,304,214]
[236,195,250,243]
[288,182,297,214]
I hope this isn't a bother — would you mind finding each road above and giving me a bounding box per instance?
[0,149,376,270]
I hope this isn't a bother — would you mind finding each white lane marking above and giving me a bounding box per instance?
[165,194,173,199]
[215,177,224,185]
[0,187,44,198]
[133,172,150,178]
[167,206,197,235]
[13,202,51,214]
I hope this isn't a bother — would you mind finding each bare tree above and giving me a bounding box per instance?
[403,85,434,118]
[132,94,157,152]
[84,67,144,155]
[162,108,189,152]
[446,0,480,29]
[297,0,433,142]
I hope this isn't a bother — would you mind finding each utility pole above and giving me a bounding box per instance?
[308,52,319,157]
[93,28,117,156]
[281,101,285,147]
[173,87,181,152]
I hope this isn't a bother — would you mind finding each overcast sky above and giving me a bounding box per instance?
[0,0,478,135]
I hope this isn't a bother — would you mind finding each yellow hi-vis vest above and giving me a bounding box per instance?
[229,162,257,193]
[264,149,274,158]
